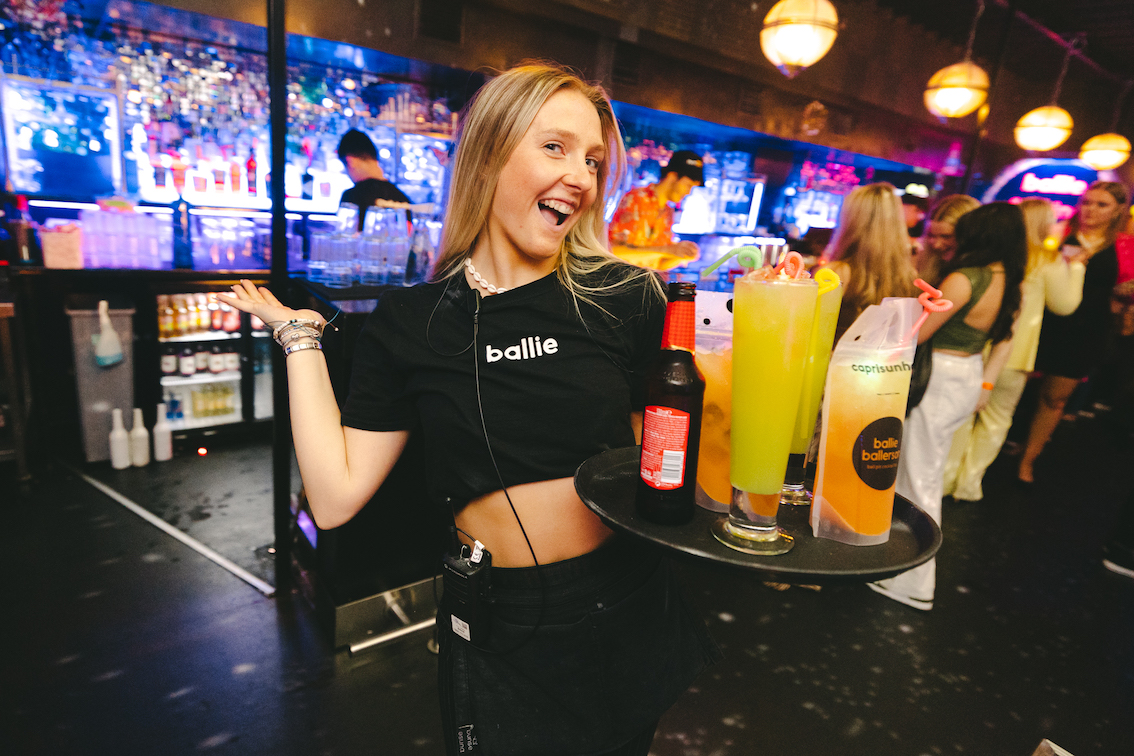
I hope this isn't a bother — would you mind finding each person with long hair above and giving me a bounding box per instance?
[219,63,718,755]
[915,193,982,287]
[1018,181,1131,485]
[871,202,1026,610]
[824,182,920,342]
[943,198,1086,501]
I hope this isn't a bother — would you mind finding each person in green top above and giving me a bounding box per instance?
[870,202,1026,611]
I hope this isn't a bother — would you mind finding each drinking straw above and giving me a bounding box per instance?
[774,251,806,279]
[700,245,763,278]
[814,267,840,296]
[907,278,953,344]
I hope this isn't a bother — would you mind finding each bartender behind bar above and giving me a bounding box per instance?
[608,149,703,271]
[337,128,413,231]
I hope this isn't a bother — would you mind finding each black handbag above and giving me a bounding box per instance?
[906,339,933,415]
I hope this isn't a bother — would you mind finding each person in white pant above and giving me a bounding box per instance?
[871,202,1027,610]
[943,198,1086,502]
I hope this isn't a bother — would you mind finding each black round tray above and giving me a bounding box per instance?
[575,446,941,584]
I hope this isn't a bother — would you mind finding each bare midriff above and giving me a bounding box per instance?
[455,476,615,567]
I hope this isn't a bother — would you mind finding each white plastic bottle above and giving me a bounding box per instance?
[153,402,173,462]
[109,408,130,469]
[94,300,124,367]
[130,407,151,467]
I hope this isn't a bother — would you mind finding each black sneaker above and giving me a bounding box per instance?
[1102,541,1134,580]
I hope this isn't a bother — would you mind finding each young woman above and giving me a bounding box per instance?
[220,63,718,756]
[824,182,921,342]
[871,202,1026,610]
[943,198,1086,501]
[915,194,982,287]
[1019,181,1131,485]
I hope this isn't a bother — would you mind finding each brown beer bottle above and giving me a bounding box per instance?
[637,281,705,525]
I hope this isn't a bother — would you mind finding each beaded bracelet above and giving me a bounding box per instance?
[271,318,328,346]
[283,341,323,357]
[276,323,323,345]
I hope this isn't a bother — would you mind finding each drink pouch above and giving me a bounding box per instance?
[811,297,921,545]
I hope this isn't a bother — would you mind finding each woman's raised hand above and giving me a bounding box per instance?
[217,279,323,328]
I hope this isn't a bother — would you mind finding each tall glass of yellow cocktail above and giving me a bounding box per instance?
[781,271,843,505]
[712,267,817,555]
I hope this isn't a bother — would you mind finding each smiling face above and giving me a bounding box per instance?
[1077,188,1122,234]
[480,88,605,271]
[925,220,958,259]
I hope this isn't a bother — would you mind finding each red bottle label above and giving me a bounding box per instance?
[640,406,690,490]
[660,300,696,351]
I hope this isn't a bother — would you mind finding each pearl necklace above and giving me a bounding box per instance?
[465,258,508,294]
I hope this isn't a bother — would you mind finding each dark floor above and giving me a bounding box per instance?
[3,415,1134,756]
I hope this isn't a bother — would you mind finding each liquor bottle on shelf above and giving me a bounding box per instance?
[179,346,196,377]
[636,281,705,526]
[173,294,190,336]
[195,294,210,331]
[246,149,258,197]
[223,342,241,373]
[230,158,242,194]
[185,294,200,334]
[160,345,179,376]
[157,295,175,339]
[222,299,240,333]
[208,345,225,374]
[194,342,210,373]
[207,293,223,331]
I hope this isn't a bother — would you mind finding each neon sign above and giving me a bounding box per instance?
[1019,172,1088,196]
[983,159,1098,223]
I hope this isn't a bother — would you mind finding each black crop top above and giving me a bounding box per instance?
[340,263,665,504]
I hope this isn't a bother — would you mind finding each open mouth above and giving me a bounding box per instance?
[538,200,572,227]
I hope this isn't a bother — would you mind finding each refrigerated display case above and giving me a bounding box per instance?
[155,288,272,433]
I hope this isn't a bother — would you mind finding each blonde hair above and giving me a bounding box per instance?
[827,182,918,312]
[432,62,662,306]
[1018,198,1057,274]
[916,194,981,285]
[928,194,981,228]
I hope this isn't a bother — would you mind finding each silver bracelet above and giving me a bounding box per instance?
[283,341,323,357]
[271,318,329,346]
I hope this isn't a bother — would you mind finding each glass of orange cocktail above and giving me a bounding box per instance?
[780,271,843,505]
[694,292,734,513]
[711,248,816,556]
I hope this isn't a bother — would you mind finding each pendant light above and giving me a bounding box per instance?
[760,0,840,79]
[1080,81,1132,171]
[1015,35,1081,152]
[924,0,989,119]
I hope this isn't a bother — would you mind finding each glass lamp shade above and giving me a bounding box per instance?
[1079,133,1132,171]
[924,61,989,118]
[760,0,839,78]
[1014,106,1074,151]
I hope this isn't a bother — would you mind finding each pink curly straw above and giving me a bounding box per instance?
[908,278,953,344]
